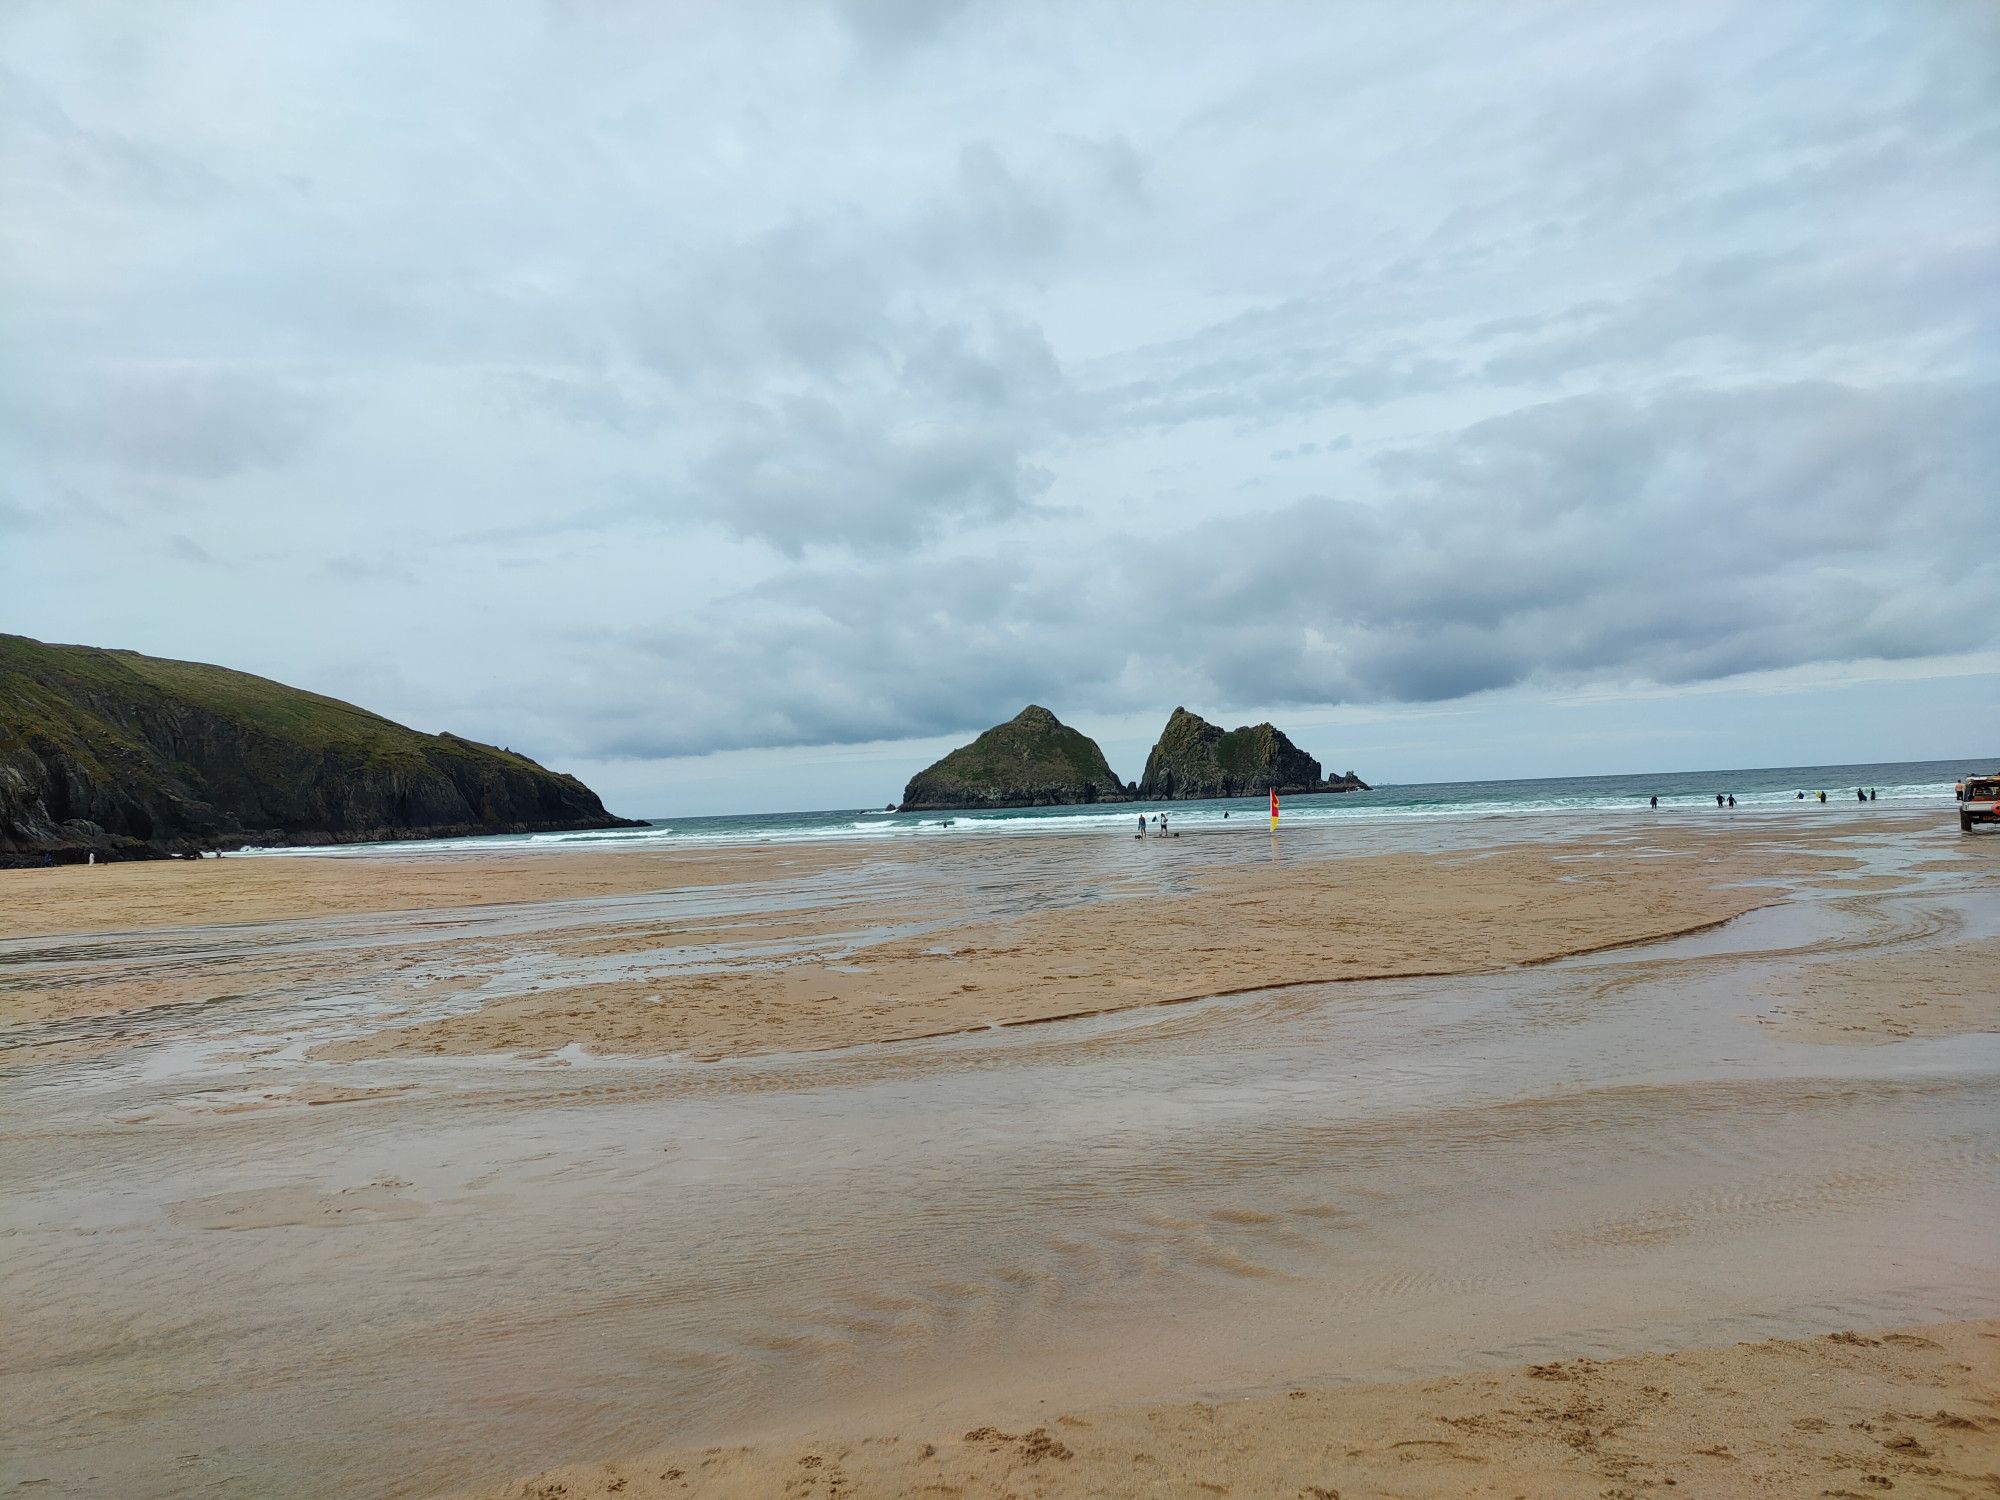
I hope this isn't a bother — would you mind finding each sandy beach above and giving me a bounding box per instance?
[0,816,1895,1061]
[468,1320,2000,1499]
[3,809,1996,1499]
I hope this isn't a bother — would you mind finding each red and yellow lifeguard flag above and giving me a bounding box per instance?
[1269,787,1279,831]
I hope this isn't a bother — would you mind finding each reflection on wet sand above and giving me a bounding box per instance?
[0,815,1995,1499]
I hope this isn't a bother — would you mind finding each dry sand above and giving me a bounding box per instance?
[464,1320,2000,1500]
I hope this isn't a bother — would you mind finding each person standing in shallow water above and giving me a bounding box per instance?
[1649,795,1658,808]
[1136,814,1147,839]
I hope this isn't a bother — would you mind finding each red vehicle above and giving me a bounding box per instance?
[1961,775,2000,833]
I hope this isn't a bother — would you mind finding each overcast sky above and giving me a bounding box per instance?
[4,1,1996,814]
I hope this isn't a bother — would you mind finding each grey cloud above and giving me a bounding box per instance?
[1127,381,1998,705]
[1480,238,2000,385]
[9,366,326,482]
[835,0,972,54]
[587,150,1110,553]
[683,310,1064,553]
[520,378,1995,760]
[0,65,228,210]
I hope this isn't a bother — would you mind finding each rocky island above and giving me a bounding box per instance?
[0,633,640,864]
[899,705,1134,811]
[1138,706,1368,800]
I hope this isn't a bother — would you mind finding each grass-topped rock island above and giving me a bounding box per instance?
[898,705,1135,810]
[898,702,1367,812]
[1138,705,1368,800]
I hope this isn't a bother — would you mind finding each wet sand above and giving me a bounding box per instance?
[3,819,1868,1060]
[2,809,1996,1499]
[1758,931,2000,1045]
[467,1320,2000,1499]
[0,841,862,939]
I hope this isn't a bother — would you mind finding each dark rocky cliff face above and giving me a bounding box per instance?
[1138,707,1368,799]
[0,633,640,863]
[900,705,1134,810]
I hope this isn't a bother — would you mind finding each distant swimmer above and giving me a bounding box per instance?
[1716,793,1725,807]
[1818,790,1827,803]
[1857,788,1867,802]
[1797,791,1805,799]
[1727,794,1736,807]
[1869,789,1877,801]
[1649,795,1658,808]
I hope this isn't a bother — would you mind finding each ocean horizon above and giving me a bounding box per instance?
[241,754,1992,856]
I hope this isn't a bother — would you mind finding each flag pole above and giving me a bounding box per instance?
[1270,787,1279,832]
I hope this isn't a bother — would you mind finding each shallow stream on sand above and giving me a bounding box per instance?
[3,826,1996,1498]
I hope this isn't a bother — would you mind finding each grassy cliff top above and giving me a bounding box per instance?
[902,705,1126,805]
[0,633,563,782]
[929,705,1116,782]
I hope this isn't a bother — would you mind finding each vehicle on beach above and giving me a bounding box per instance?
[1961,776,2000,833]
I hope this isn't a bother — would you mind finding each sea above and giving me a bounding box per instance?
[241,756,1990,856]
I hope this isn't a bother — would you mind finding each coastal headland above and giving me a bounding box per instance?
[0,632,637,864]
[3,807,1995,1499]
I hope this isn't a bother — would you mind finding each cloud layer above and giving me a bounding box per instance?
[3,0,1995,783]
